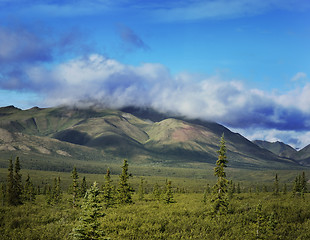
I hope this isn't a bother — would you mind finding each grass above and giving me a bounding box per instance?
[1,192,310,239]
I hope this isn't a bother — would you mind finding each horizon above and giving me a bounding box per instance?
[0,0,309,148]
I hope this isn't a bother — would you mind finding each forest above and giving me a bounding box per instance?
[1,136,310,240]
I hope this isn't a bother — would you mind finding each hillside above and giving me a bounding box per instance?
[291,144,310,166]
[0,105,302,172]
[253,140,297,159]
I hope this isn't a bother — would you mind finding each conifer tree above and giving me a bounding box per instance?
[6,157,14,205]
[273,174,279,195]
[80,176,87,198]
[55,176,62,203]
[102,168,115,208]
[48,177,62,205]
[24,174,36,202]
[13,156,23,205]
[301,171,307,193]
[152,183,161,201]
[72,182,107,240]
[211,134,229,214]
[0,183,5,206]
[117,159,134,204]
[71,167,79,206]
[163,180,175,204]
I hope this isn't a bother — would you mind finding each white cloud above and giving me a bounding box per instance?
[291,72,307,82]
[11,53,310,148]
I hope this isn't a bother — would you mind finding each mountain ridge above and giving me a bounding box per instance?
[0,105,306,171]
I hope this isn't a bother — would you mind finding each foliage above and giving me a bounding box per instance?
[152,183,161,201]
[72,182,107,240]
[102,168,115,208]
[117,159,134,204]
[273,173,279,195]
[23,174,36,202]
[292,172,308,197]
[47,177,62,205]
[163,180,175,204]
[80,176,87,198]
[71,167,79,206]
[138,177,145,201]
[211,134,229,214]
[6,157,23,206]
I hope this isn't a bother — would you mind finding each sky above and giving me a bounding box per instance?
[0,0,310,148]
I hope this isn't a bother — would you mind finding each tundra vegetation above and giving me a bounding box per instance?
[1,138,310,239]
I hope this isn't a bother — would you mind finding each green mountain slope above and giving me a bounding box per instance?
[0,105,302,171]
[292,144,310,166]
[253,140,297,159]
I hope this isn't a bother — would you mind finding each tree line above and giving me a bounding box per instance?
[0,134,308,239]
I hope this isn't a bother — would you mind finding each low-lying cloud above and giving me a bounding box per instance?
[1,53,309,136]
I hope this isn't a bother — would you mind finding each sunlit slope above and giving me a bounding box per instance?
[0,105,302,170]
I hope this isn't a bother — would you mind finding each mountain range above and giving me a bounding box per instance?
[0,105,308,172]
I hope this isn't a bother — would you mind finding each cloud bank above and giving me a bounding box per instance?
[1,52,309,146]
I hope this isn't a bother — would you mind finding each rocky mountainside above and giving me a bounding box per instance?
[0,105,302,171]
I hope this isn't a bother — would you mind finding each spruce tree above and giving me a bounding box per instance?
[273,174,279,195]
[163,180,175,204]
[102,168,115,208]
[211,134,229,214]
[24,174,36,202]
[48,177,62,205]
[80,176,87,198]
[152,183,161,201]
[6,157,14,205]
[0,183,5,207]
[72,182,106,240]
[117,159,134,204]
[71,167,79,206]
[301,172,307,193]
[13,156,23,205]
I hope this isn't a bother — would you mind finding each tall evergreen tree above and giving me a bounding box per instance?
[13,156,23,205]
[102,168,115,208]
[80,176,87,198]
[71,167,79,206]
[24,174,36,202]
[6,157,14,205]
[47,177,62,205]
[117,159,134,204]
[301,171,307,193]
[211,134,229,214]
[72,182,106,240]
[0,183,5,207]
[273,174,279,195]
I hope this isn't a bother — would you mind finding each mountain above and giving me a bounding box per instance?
[291,144,310,166]
[253,140,297,159]
[0,105,301,172]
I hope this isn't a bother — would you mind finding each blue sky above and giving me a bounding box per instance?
[0,0,310,148]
